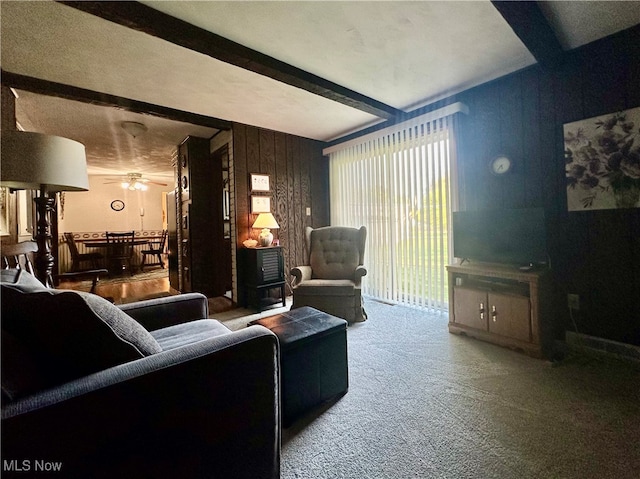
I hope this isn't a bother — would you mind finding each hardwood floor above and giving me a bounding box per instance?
[59,277,175,305]
[58,275,236,313]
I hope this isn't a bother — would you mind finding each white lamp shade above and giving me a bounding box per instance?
[252,212,280,230]
[1,130,89,192]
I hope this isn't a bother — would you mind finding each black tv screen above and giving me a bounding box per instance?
[452,208,548,266]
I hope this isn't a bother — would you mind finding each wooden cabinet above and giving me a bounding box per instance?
[173,136,227,297]
[166,190,179,291]
[447,263,553,358]
[241,246,286,312]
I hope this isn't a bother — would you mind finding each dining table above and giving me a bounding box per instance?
[82,238,149,275]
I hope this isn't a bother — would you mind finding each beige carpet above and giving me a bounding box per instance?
[281,298,640,479]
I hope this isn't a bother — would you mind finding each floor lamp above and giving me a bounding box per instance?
[1,130,89,287]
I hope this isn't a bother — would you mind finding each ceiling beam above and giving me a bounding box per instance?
[0,70,232,130]
[491,1,565,68]
[58,1,404,120]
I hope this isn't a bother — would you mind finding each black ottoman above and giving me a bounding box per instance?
[249,306,348,427]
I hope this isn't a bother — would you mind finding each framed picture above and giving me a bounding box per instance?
[250,173,270,192]
[251,195,271,213]
[564,106,640,211]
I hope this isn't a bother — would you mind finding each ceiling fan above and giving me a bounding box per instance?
[104,172,168,191]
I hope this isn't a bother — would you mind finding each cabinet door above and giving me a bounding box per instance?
[453,287,489,330]
[488,293,531,342]
[257,248,283,285]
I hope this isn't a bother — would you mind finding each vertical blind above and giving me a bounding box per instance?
[327,108,462,311]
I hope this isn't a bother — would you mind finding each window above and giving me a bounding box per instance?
[326,105,465,311]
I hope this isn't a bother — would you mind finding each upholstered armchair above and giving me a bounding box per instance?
[290,226,367,323]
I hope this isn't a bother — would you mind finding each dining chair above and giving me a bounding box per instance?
[2,241,108,294]
[1,240,38,275]
[141,230,167,271]
[64,232,104,272]
[105,231,136,276]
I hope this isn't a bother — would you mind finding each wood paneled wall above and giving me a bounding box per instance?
[455,25,640,345]
[232,123,328,291]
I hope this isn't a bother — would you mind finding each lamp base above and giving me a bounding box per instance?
[258,228,274,247]
[34,191,56,288]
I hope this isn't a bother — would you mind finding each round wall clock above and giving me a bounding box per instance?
[110,199,125,211]
[490,155,512,175]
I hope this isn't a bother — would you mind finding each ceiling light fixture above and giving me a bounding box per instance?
[121,121,148,138]
[121,173,148,191]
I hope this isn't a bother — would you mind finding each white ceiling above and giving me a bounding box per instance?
[2,1,639,177]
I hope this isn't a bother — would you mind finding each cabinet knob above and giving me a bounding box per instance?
[491,305,497,322]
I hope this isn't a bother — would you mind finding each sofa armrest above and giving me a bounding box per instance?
[2,325,280,479]
[291,265,312,286]
[118,292,208,331]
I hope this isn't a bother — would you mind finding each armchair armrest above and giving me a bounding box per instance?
[118,292,208,331]
[291,265,312,286]
[354,265,368,287]
[2,326,280,479]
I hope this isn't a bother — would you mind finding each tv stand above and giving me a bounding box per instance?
[447,262,553,358]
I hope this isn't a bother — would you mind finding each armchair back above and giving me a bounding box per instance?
[306,226,366,280]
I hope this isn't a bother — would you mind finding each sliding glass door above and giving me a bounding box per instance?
[329,113,459,311]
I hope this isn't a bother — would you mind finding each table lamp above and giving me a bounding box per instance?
[1,130,89,287]
[252,212,279,247]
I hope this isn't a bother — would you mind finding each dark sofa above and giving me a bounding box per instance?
[1,269,280,479]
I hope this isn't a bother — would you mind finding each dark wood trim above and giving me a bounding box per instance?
[491,1,565,69]
[1,70,232,130]
[58,0,403,120]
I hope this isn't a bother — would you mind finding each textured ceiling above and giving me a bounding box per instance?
[2,1,639,177]
[13,90,216,179]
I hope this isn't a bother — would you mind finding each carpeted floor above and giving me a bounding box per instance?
[279,298,640,479]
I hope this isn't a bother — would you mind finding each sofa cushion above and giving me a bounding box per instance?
[1,286,162,398]
[151,319,231,351]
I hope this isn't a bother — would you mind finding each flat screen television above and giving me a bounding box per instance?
[452,208,548,266]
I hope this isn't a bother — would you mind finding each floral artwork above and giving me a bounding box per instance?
[564,106,640,210]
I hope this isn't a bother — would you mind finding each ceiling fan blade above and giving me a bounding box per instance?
[148,181,168,186]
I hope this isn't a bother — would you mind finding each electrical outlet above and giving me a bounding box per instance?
[568,293,580,311]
